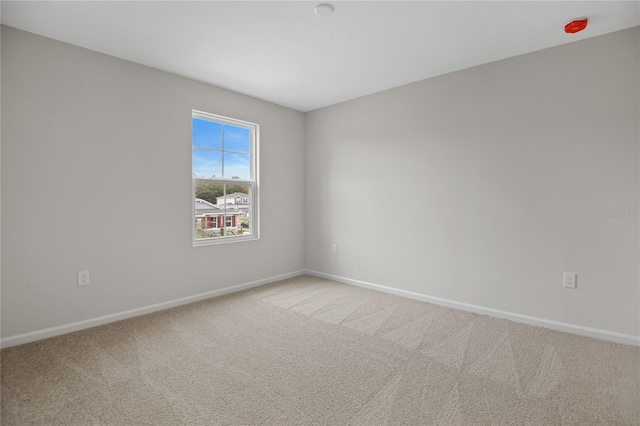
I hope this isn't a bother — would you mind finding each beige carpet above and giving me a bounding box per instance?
[2,275,639,425]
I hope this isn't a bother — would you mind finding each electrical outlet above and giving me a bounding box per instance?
[332,244,338,254]
[78,270,90,287]
[563,272,576,289]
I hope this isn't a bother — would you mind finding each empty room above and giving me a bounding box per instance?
[1,1,639,425]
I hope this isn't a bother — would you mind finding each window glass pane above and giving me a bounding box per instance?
[223,182,244,236]
[223,152,250,179]
[223,125,250,153]
[195,182,224,205]
[192,118,222,149]
[192,148,222,179]
[224,183,250,199]
[237,183,252,235]
[238,208,252,235]
[194,197,224,240]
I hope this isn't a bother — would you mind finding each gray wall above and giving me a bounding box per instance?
[305,27,640,337]
[1,26,306,337]
[2,25,639,341]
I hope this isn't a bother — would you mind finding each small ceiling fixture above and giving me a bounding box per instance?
[314,3,334,17]
[564,18,588,34]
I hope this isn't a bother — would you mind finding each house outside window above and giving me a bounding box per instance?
[192,110,258,244]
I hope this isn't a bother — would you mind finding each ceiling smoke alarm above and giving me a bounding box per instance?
[314,3,334,17]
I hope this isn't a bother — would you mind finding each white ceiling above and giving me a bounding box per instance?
[2,1,638,112]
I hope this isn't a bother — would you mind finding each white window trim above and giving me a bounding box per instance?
[192,110,259,246]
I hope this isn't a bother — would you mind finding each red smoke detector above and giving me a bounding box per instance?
[564,18,588,34]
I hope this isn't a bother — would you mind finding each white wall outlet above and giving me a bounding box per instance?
[332,244,338,254]
[563,272,576,289]
[78,270,90,287]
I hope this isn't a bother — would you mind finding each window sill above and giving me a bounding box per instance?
[193,233,259,247]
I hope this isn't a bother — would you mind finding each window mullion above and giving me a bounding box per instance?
[221,123,225,179]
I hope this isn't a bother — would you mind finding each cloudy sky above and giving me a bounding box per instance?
[192,118,250,179]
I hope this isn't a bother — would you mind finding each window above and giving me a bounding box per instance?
[192,110,258,245]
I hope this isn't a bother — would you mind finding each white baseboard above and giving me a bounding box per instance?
[5,269,638,349]
[0,270,306,349]
[305,269,640,347]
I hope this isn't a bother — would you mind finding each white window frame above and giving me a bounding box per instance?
[192,110,259,246]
